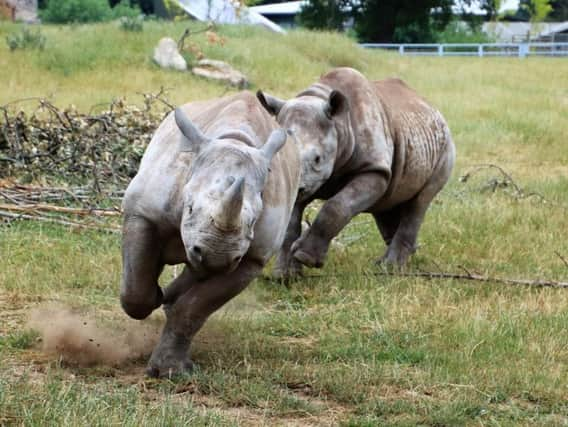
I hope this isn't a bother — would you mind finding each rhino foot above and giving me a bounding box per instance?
[272,259,304,283]
[376,243,416,268]
[147,329,194,379]
[146,351,194,379]
[291,233,328,269]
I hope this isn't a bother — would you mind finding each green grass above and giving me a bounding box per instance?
[1,21,568,426]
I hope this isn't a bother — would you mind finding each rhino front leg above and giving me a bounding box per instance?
[120,215,164,320]
[272,202,306,281]
[147,258,262,378]
[292,172,388,268]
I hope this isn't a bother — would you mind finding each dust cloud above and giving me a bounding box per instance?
[28,305,161,367]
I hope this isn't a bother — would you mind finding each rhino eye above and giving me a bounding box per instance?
[188,205,193,214]
[314,155,321,165]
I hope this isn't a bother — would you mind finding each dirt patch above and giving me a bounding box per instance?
[28,304,161,367]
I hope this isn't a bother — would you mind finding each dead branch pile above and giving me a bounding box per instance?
[0,92,173,192]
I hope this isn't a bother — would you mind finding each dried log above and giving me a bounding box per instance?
[0,210,120,233]
[0,203,121,217]
[377,269,568,289]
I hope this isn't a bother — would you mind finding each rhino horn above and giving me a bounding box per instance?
[261,128,287,161]
[174,108,208,152]
[214,176,245,230]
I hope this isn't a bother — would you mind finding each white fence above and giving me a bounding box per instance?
[361,43,568,57]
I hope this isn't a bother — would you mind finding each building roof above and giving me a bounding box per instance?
[250,1,304,15]
[482,21,568,41]
[251,0,521,17]
[177,0,285,33]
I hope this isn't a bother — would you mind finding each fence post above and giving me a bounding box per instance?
[399,45,405,55]
[519,43,529,58]
[438,44,443,56]
[478,44,484,57]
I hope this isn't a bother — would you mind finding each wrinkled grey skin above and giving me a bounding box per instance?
[257,67,455,278]
[121,92,300,377]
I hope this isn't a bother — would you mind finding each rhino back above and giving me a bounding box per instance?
[374,78,452,209]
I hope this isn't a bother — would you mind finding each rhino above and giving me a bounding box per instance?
[257,67,455,277]
[120,92,300,377]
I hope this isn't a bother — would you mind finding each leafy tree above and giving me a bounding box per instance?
[549,0,568,20]
[354,0,453,43]
[297,0,350,31]
[109,0,154,15]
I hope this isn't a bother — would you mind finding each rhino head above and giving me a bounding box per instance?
[174,108,287,274]
[257,89,349,201]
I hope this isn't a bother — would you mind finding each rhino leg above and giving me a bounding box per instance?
[120,215,164,320]
[373,206,401,246]
[147,258,262,378]
[162,266,196,306]
[292,172,388,268]
[379,144,455,266]
[272,202,306,281]
[378,201,424,266]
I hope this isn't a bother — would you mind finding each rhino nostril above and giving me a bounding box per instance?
[299,187,306,194]
[192,246,201,254]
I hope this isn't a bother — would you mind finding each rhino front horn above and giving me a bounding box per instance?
[214,176,245,230]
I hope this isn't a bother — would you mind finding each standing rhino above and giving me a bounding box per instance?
[257,67,455,277]
[121,92,300,377]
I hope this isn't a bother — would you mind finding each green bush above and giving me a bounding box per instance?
[40,0,111,23]
[119,15,144,32]
[40,0,140,24]
[6,27,46,51]
[111,0,142,19]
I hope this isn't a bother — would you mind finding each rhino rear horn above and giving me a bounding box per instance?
[256,90,285,116]
[261,128,287,162]
[324,90,349,119]
[214,176,245,230]
[174,108,208,152]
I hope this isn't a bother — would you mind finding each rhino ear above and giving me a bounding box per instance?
[257,90,285,116]
[261,128,287,162]
[174,108,208,152]
[325,90,349,119]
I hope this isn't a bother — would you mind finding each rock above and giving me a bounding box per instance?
[192,59,249,89]
[153,37,187,71]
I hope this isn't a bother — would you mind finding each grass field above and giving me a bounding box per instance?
[1,21,568,426]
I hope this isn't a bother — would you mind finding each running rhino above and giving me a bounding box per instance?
[257,67,455,277]
[120,92,300,377]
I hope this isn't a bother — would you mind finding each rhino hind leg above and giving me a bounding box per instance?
[377,202,425,266]
[377,143,455,267]
[373,206,401,247]
[120,215,164,320]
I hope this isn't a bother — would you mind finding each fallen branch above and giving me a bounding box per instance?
[273,268,568,290]
[0,210,120,233]
[0,203,121,217]
[376,269,568,289]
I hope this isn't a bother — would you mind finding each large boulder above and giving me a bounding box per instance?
[192,59,249,88]
[153,37,187,71]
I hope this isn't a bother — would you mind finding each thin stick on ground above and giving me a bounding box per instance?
[555,251,568,270]
[375,269,568,289]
